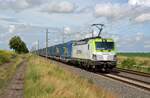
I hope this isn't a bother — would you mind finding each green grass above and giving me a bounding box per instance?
[24,55,115,98]
[0,50,16,65]
[117,54,150,73]
[119,58,136,69]
[118,53,150,58]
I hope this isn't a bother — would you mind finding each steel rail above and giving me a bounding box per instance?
[113,73,150,85]
[101,73,150,92]
[116,68,150,78]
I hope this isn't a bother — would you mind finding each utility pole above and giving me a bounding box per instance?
[63,27,65,44]
[63,34,65,43]
[46,29,48,59]
[37,40,40,63]
[37,40,39,55]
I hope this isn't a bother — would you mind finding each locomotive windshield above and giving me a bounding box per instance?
[95,42,114,50]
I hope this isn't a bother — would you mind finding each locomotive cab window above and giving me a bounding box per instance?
[95,42,114,50]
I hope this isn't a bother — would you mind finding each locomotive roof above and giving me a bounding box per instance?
[74,37,113,42]
[78,36,101,41]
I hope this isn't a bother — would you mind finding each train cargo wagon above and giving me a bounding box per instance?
[48,46,56,57]
[65,41,74,59]
[54,44,65,58]
[41,48,46,56]
[47,41,74,61]
[58,44,64,58]
[59,41,74,61]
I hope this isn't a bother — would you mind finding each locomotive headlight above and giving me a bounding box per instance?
[92,54,97,60]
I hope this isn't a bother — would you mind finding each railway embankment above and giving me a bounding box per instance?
[24,55,116,98]
[48,56,150,98]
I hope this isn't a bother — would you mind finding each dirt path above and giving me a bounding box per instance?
[0,61,27,98]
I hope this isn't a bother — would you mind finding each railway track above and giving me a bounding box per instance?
[62,61,150,91]
[100,68,150,92]
[116,68,150,77]
[101,73,150,92]
[65,60,150,91]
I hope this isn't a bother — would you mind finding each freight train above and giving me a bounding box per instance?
[36,24,117,71]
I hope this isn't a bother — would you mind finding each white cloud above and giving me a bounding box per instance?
[93,30,98,36]
[112,35,119,42]
[32,41,38,46]
[85,33,92,38]
[115,32,146,49]
[0,0,47,11]
[128,32,144,42]
[2,0,84,15]
[135,32,144,41]
[42,1,75,13]
[0,0,29,11]
[135,13,150,22]
[0,16,20,23]
[94,3,133,20]
[64,27,71,34]
[128,0,150,7]
[8,25,16,33]
[94,2,150,22]
[15,0,29,9]
[0,25,16,39]
[26,0,47,6]
[76,6,92,13]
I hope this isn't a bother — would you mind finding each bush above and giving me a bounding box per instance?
[147,67,150,73]
[0,56,10,65]
[0,50,16,65]
[121,58,136,69]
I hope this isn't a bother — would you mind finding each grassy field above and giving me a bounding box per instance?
[117,53,150,73]
[24,55,115,98]
[0,50,26,94]
[118,53,150,58]
[0,50,16,65]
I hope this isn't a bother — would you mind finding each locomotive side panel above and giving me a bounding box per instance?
[72,43,90,60]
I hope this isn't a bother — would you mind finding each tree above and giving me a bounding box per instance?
[9,36,29,53]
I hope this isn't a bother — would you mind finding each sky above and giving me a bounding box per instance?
[0,0,150,52]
